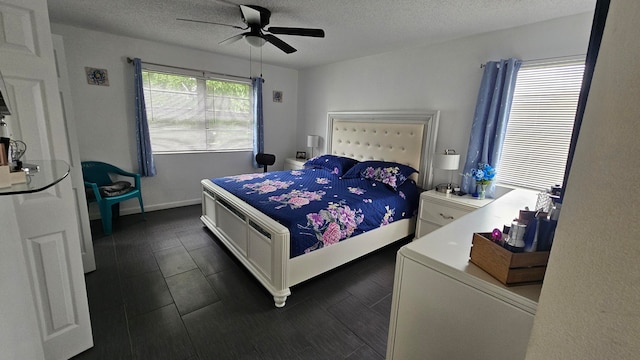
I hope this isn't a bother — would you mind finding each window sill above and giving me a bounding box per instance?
[153,149,252,155]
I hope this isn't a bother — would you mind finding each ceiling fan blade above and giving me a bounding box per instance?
[239,5,265,27]
[177,18,246,30]
[212,0,239,7]
[219,33,245,45]
[267,27,325,38]
[263,34,297,54]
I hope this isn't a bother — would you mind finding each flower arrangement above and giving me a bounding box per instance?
[471,163,496,185]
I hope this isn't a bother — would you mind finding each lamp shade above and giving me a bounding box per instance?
[435,153,460,170]
[307,135,320,148]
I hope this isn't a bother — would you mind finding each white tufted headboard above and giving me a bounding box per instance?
[326,111,440,190]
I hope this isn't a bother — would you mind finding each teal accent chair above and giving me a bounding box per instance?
[81,161,145,235]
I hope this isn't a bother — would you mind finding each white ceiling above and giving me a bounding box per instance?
[46,0,596,70]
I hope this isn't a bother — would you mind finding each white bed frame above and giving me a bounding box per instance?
[201,111,440,307]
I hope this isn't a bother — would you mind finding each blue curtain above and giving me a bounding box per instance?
[133,58,156,177]
[252,77,264,168]
[461,58,521,197]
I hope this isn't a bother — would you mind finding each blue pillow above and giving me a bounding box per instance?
[342,160,418,190]
[303,155,359,176]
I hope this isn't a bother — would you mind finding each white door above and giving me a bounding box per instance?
[52,34,96,273]
[0,0,93,359]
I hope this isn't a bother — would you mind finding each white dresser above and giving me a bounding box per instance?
[415,190,494,238]
[387,189,542,360]
[284,157,306,170]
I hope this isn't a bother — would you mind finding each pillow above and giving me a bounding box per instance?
[303,155,359,176]
[342,160,418,190]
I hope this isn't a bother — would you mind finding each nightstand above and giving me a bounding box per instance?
[284,158,306,170]
[415,190,494,239]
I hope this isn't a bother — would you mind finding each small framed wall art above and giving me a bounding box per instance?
[85,67,109,86]
[272,90,283,103]
[295,151,306,159]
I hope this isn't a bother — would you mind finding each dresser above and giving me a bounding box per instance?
[415,189,494,238]
[387,189,542,360]
[284,157,306,170]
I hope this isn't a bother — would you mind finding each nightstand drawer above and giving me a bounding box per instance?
[416,219,441,239]
[414,190,494,238]
[420,201,470,226]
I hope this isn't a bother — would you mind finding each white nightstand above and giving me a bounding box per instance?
[415,190,494,239]
[284,158,306,170]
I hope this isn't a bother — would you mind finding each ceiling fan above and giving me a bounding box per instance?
[177,4,325,54]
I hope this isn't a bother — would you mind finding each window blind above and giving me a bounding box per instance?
[141,69,253,153]
[497,59,585,191]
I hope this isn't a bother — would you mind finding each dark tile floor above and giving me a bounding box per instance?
[72,205,410,360]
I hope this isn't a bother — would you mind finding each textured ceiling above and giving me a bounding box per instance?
[46,0,596,69]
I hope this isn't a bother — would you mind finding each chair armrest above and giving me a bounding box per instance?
[115,168,138,177]
[112,168,142,190]
[84,181,102,201]
[132,173,141,190]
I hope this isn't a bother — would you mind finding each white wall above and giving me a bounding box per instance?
[297,12,594,186]
[52,12,594,213]
[526,1,640,358]
[51,24,299,213]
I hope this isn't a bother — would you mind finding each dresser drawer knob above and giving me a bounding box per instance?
[439,213,454,220]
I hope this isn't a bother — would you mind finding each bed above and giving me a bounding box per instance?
[200,111,440,307]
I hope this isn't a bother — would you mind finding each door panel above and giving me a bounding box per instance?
[0,0,93,358]
[52,34,95,273]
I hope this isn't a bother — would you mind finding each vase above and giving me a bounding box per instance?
[476,183,487,200]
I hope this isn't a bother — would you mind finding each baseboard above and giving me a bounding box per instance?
[88,198,202,220]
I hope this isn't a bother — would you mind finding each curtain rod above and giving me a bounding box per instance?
[479,54,586,68]
[126,57,256,82]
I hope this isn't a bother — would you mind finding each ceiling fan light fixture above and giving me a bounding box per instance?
[245,35,266,47]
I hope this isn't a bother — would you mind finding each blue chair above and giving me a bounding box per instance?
[81,161,145,235]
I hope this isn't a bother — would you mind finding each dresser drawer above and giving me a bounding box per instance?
[419,201,471,227]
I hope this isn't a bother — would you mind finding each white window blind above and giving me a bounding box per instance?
[141,69,252,154]
[497,59,585,191]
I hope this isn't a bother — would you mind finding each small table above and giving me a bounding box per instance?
[0,160,70,196]
[284,158,306,170]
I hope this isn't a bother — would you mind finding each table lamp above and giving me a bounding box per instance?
[434,149,460,193]
[307,135,320,159]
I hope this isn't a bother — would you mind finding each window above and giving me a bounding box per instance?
[497,59,585,191]
[141,69,252,153]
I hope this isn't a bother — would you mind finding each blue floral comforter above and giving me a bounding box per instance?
[211,168,419,258]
